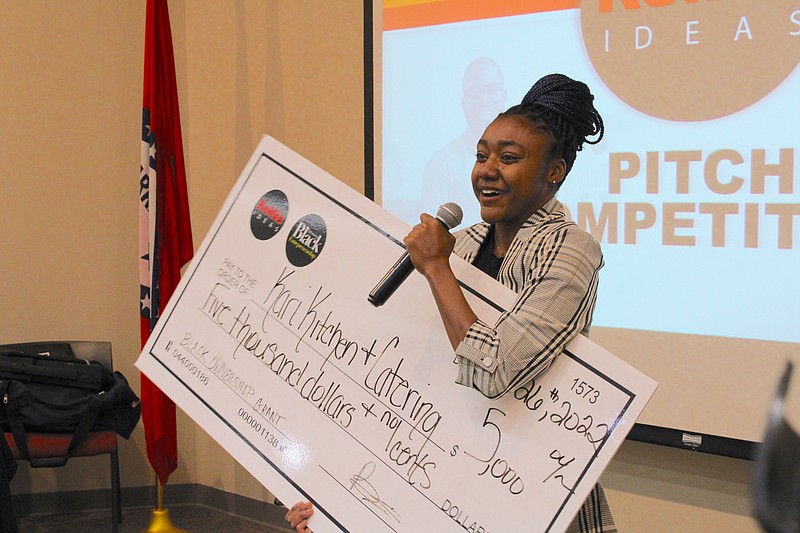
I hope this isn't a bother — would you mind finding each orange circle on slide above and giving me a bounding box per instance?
[580,0,800,121]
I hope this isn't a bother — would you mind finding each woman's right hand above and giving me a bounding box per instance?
[404,213,477,350]
[404,213,455,278]
[285,501,314,532]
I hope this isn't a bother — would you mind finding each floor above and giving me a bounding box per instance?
[14,504,291,533]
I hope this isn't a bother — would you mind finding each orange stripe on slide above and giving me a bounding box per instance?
[383,0,581,31]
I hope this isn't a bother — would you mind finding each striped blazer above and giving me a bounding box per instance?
[453,196,603,399]
[452,196,616,532]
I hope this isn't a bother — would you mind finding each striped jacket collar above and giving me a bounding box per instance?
[459,196,568,247]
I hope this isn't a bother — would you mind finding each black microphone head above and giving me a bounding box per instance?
[435,202,463,230]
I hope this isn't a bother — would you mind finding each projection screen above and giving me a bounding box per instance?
[373,0,800,456]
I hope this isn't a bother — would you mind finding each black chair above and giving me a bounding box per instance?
[752,361,800,533]
[0,341,122,532]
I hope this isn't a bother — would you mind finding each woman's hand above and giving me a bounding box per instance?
[404,213,455,278]
[404,213,477,350]
[285,501,314,532]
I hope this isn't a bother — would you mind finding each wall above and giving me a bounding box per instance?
[0,0,764,531]
[1,0,363,504]
[604,441,758,531]
[1,0,162,494]
[172,0,365,501]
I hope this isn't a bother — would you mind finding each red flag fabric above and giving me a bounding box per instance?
[138,0,193,486]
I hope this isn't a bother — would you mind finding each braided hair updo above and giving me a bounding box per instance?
[500,73,604,181]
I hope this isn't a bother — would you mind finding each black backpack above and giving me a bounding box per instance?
[0,344,141,467]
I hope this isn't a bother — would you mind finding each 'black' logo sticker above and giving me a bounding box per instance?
[286,214,326,267]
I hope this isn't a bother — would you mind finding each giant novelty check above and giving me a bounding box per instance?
[136,136,657,533]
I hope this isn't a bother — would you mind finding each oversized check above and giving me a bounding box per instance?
[136,135,657,533]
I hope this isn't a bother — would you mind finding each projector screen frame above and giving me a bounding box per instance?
[361,0,779,461]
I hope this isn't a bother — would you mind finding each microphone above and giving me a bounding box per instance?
[368,202,463,307]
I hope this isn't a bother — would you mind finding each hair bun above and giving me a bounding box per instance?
[521,73,604,147]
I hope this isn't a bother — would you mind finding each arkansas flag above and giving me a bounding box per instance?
[138,0,193,486]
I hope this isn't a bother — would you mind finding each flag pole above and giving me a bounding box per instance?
[144,480,188,533]
[139,0,194,532]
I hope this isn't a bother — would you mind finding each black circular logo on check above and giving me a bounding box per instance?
[286,214,326,267]
[250,189,288,240]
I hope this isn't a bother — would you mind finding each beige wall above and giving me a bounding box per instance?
[1,0,156,493]
[172,0,365,501]
[0,0,762,530]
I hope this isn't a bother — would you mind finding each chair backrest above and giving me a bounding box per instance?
[0,341,113,372]
[752,362,800,533]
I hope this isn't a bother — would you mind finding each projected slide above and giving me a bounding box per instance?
[381,1,800,347]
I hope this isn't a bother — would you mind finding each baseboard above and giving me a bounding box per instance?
[12,483,288,528]
[194,484,288,526]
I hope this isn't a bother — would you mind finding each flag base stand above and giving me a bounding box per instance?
[143,480,188,533]
[144,508,188,533]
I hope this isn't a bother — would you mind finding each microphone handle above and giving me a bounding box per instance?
[367,252,414,307]
[368,217,452,307]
